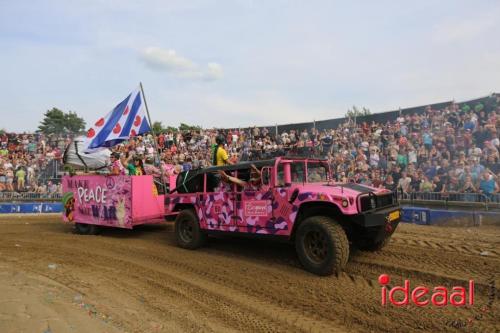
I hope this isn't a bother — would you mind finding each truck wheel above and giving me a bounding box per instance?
[74,223,100,235]
[359,236,391,252]
[295,216,349,276]
[175,209,206,250]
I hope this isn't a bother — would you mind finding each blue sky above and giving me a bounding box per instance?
[1,0,499,132]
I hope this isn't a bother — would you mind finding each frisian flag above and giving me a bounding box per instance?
[83,87,151,153]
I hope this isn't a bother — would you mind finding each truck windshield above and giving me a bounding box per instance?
[277,161,329,185]
[307,162,328,183]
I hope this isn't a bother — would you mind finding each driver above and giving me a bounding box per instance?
[220,164,262,189]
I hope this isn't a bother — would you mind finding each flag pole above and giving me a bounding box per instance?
[140,82,167,194]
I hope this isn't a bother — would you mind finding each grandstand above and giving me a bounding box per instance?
[0,93,498,207]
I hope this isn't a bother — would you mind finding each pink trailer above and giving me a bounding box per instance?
[62,175,165,234]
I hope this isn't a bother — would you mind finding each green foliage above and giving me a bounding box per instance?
[179,123,201,132]
[152,121,165,134]
[345,106,371,119]
[37,108,86,135]
[64,111,86,133]
[150,122,201,134]
[165,126,178,133]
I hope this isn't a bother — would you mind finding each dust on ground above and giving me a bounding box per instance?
[0,215,498,333]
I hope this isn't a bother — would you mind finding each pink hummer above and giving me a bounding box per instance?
[165,157,401,276]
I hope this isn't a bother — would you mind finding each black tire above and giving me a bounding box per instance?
[74,223,100,235]
[175,209,207,249]
[295,216,349,276]
[358,235,391,252]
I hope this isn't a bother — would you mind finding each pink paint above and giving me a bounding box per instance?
[62,175,164,229]
[165,157,400,237]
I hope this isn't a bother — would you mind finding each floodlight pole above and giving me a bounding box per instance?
[140,82,167,194]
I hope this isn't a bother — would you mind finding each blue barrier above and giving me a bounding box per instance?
[0,202,62,214]
[401,207,430,225]
[401,207,499,226]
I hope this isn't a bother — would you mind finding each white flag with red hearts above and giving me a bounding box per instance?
[83,86,151,153]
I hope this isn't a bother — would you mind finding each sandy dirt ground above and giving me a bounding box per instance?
[0,214,498,333]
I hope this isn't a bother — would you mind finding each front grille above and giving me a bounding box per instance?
[359,193,394,212]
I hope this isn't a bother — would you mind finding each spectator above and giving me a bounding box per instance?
[479,171,498,199]
[15,167,26,191]
[397,171,412,197]
[420,175,434,192]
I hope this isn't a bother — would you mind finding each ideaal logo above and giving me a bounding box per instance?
[378,274,474,306]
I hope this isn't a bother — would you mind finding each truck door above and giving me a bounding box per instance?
[234,167,274,233]
[200,172,236,230]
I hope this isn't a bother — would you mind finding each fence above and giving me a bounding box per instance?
[0,192,62,202]
[0,202,62,214]
[399,191,500,210]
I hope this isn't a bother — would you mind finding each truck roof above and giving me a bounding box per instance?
[193,156,328,174]
[175,156,329,184]
[197,159,276,174]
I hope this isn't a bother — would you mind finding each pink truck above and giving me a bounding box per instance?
[165,157,401,276]
[62,157,401,276]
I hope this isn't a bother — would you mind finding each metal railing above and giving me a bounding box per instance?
[0,192,63,202]
[398,191,500,210]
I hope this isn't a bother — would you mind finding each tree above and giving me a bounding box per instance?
[64,111,86,133]
[165,126,178,133]
[152,121,165,134]
[345,105,371,119]
[38,108,86,135]
[179,123,201,132]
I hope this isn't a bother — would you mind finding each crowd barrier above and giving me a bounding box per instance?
[398,191,500,210]
[0,192,62,202]
[0,202,62,214]
[401,207,499,227]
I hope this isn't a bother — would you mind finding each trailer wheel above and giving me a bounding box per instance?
[175,209,206,249]
[74,223,100,235]
[295,216,349,276]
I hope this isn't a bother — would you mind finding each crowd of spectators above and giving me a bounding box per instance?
[111,95,500,201]
[2,95,499,202]
[0,133,66,195]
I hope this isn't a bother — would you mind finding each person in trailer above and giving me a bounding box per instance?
[109,152,126,175]
[133,157,146,176]
[213,135,232,166]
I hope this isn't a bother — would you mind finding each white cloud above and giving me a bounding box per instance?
[141,47,223,81]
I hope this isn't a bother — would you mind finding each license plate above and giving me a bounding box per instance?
[388,210,400,222]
